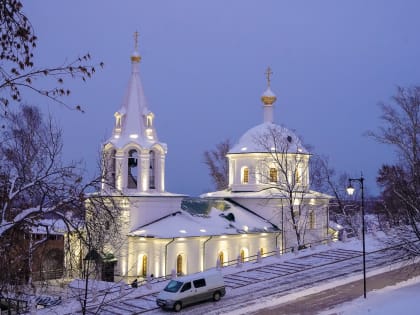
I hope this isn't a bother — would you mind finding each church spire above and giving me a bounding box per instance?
[104,33,167,194]
[110,31,159,146]
[261,66,277,123]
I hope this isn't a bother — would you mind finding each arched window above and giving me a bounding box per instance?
[309,211,315,229]
[146,113,153,128]
[127,149,138,189]
[149,151,156,189]
[176,254,183,276]
[218,251,224,267]
[269,168,278,183]
[295,167,302,184]
[142,255,147,277]
[242,167,249,184]
[105,149,116,187]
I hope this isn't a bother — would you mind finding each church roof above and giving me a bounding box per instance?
[201,188,332,200]
[228,122,308,154]
[129,203,278,238]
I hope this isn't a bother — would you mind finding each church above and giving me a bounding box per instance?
[98,37,331,281]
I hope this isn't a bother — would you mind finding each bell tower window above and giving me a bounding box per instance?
[149,151,156,189]
[110,149,116,187]
[127,149,138,189]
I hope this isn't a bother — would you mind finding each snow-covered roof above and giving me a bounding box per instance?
[229,122,308,154]
[31,218,67,235]
[201,188,332,200]
[130,204,277,238]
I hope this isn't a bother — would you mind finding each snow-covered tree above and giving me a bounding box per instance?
[0,105,122,311]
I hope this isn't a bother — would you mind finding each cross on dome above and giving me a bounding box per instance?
[131,31,141,63]
[134,30,139,50]
[265,66,273,87]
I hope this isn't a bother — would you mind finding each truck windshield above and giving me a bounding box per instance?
[164,280,183,293]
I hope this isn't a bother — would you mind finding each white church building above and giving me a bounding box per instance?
[98,38,331,281]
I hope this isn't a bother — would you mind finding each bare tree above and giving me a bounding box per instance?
[310,155,361,238]
[0,105,122,312]
[204,139,230,190]
[367,86,420,243]
[0,0,101,113]
[252,126,329,248]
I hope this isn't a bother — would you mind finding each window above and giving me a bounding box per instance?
[309,211,316,229]
[164,280,183,293]
[127,149,138,189]
[149,151,156,189]
[142,255,147,277]
[218,251,224,267]
[242,167,249,184]
[176,254,183,275]
[193,278,206,288]
[146,113,153,128]
[181,282,191,292]
[269,168,278,183]
[110,149,116,186]
[295,168,302,184]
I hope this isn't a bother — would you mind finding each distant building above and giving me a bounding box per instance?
[84,36,331,281]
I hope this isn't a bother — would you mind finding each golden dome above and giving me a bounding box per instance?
[131,52,141,63]
[261,94,277,105]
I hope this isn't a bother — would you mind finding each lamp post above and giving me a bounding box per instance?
[346,176,366,299]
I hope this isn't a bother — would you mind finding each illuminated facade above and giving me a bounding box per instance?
[98,37,280,281]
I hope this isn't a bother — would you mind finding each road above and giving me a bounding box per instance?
[253,262,420,315]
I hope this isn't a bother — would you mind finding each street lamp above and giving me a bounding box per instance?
[346,176,366,299]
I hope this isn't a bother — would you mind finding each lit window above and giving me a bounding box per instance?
[218,251,224,267]
[295,168,302,184]
[142,255,147,277]
[309,211,315,229]
[177,254,183,275]
[242,167,249,184]
[269,168,277,183]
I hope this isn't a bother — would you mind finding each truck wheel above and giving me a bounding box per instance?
[173,302,182,312]
[213,291,221,301]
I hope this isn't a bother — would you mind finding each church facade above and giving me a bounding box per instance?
[97,39,330,281]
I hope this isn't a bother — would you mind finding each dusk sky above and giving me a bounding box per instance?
[23,1,420,197]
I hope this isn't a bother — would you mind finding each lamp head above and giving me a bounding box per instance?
[346,182,355,196]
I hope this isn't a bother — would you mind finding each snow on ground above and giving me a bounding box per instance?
[317,276,420,315]
[36,231,418,314]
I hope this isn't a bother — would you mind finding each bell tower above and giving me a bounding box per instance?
[102,32,167,195]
